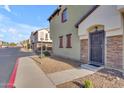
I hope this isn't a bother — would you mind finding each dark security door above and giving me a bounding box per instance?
[90,30,105,66]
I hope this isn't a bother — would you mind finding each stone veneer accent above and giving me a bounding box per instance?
[107,35,123,70]
[80,39,88,64]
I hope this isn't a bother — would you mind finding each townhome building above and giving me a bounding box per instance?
[49,5,124,71]
[48,5,94,61]
[30,28,52,53]
[76,5,124,71]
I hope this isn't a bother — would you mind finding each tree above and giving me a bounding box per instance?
[9,43,17,46]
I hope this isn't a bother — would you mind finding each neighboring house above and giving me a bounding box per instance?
[30,28,52,53]
[2,41,9,47]
[49,5,124,71]
[16,42,23,47]
[48,5,95,61]
[0,40,2,48]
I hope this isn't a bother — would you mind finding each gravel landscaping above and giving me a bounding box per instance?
[31,56,81,74]
[57,68,124,88]
[31,56,124,88]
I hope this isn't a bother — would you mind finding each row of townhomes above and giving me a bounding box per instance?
[30,28,52,53]
[0,40,9,48]
[48,5,124,71]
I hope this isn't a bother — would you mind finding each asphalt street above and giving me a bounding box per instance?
[0,47,34,87]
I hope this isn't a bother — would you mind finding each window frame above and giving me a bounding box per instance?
[61,8,68,23]
[45,33,48,40]
[59,36,63,48]
[66,34,72,48]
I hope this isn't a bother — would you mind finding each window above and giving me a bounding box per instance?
[59,36,63,48]
[61,8,68,23]
[45,34,48,40]
[40,32,44,41]
[66,34,72,48]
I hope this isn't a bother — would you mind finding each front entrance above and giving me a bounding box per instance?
[89,30,105,66]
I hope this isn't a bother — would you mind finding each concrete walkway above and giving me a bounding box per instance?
[14,57,56,88]
[47,68,94,85]
[13,56,96,87]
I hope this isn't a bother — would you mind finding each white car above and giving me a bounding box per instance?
[2,46,8,48]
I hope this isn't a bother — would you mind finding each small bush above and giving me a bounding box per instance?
[43,51,51,56]
[39,54,44,58]
[84,80,93,88]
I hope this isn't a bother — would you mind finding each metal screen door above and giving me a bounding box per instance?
[90,30,105,66]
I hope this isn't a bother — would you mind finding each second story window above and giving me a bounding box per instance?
[62,8,68,23]
[45,34,48,40]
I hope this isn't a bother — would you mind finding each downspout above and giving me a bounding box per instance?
[121,13,124,74]
[123,14,124,73]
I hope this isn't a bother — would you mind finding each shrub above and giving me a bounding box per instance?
[39,54,44,58]
[43,51,51,56]
[84,80,93,88]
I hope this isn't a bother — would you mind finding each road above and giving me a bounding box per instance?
[0,47,34,87]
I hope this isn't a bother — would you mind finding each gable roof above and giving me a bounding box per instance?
[33,28,49,35]
[75,5,99,28]
[48,5,61,21]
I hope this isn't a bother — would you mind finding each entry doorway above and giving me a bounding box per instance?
[89,30,105,66]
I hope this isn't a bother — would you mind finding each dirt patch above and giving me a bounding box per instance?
[57,68,124,88]
[31,56,81,74]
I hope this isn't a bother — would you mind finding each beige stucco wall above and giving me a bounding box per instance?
[78,5,123,38]
[50,5,94,61]
[78,5,124,70]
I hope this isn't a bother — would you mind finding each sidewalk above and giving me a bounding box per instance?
[12,56,96,88]
[47,68,94,85]
[20,48,32,52]
[14,57,56,88]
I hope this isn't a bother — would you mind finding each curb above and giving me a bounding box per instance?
[6,58,19,88]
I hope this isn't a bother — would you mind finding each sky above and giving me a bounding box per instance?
[0,5,57,43]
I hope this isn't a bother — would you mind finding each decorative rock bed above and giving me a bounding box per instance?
[57,68,124,88]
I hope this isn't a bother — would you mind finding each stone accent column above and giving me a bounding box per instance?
[80,39,88,64]
[106,35,123,70]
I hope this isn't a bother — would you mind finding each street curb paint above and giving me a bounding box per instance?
[6,58,19,88]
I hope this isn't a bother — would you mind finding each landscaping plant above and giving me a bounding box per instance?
[84,80,93,88]
[43,51,51,56]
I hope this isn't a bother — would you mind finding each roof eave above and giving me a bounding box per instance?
[48,6,61,21]
[48,9,58,21]
[75,5,100,28]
